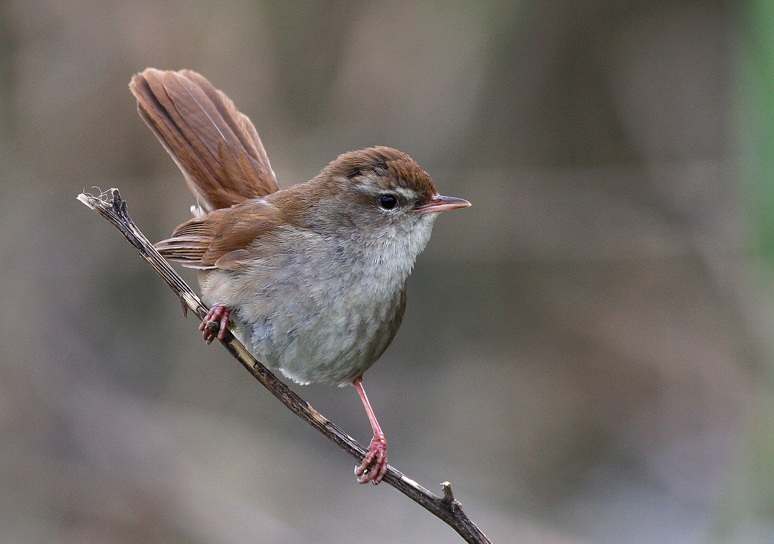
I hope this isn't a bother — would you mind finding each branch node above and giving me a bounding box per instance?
[441,481,455,504]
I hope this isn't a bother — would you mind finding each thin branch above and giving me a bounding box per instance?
[78,188,492,544]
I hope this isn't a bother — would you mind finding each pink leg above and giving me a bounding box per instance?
[200,304,231,343]
[352,378,388,485]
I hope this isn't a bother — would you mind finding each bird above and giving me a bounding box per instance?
[129,68,469,484]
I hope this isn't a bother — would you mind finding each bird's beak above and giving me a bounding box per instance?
[416,195,471,214]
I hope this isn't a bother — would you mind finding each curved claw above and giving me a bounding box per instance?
[355,433,388,485]
[200,305,231,343]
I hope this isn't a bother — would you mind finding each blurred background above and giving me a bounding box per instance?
[1,1,773,542]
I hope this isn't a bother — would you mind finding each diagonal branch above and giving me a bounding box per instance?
[77,188,492,544]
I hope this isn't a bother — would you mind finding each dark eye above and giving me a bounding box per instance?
[378,193,399,210]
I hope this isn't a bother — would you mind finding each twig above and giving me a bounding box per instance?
[78,188,492,544]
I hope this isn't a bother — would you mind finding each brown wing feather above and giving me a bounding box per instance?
[130,68,280,211]
[154,199,286,270]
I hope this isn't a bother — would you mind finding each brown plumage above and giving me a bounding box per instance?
[130,69,279,211]
[130,68,469,485]
[152,143,439,271]
[324,146,437,196]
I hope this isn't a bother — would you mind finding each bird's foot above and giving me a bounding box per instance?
[355,433,388,485]
[200,304,231,343]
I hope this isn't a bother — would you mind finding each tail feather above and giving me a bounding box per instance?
[130,68,280,211]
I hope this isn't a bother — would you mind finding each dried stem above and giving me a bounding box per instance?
[77,188,492,544]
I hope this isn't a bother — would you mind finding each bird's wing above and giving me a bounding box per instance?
[155,198,287,270]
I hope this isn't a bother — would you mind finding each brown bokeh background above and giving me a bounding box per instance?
[1,1,773,543]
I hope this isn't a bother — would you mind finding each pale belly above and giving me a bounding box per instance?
[197,220,427,386]
[232,285,405,386]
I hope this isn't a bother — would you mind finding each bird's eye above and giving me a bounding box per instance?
[378,193,399,210]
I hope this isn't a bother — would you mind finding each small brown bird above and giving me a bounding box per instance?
[130,69,469,484]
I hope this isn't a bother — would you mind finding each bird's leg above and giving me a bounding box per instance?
[352,378,388,485]
[200,304,231,343]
